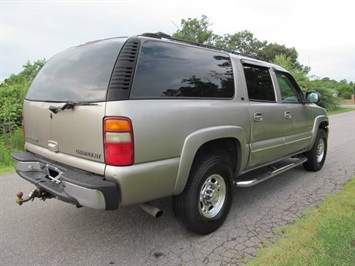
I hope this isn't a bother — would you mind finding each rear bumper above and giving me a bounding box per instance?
[12,152,120,210]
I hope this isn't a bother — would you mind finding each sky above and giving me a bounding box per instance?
[1,0,354,83]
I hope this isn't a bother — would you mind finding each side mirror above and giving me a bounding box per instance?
[305,91,321,104]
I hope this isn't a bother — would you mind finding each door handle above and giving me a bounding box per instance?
[253,113,263,122]
[284,111,292,119]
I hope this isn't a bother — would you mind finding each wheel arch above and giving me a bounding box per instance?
[172,126,247,195]
[319,121,329,135]
[309,115,329,150]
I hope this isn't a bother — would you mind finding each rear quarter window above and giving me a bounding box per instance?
[131,40,234,99]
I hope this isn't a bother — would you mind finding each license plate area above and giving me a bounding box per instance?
[45,164,63,184]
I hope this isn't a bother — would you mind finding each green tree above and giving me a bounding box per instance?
[258,43,301,69]
[337,83,355,99]
[172,15,303,68]
[272,55,341,110]
[172,15,345,110]
[172,15,216,44]
[214,30,266,55]
[308,80,342,110]
[0,59,45,134]
[340,91,352,99]
[273,55,309,89]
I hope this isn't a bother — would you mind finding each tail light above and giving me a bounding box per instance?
[103,117,134,166]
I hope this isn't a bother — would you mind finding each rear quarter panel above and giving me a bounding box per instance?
[105,99,251,198]
[105,100,250,163]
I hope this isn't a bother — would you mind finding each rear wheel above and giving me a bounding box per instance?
[303,129,327,171]
[172,154,233,235]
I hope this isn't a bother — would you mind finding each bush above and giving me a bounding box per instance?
[0,128,24,168]
[0,79,30,134]
[0,60,45,134]
[340,91,352,99]
[307,81,342,111]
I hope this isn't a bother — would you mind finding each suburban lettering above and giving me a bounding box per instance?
[75,149,102,159]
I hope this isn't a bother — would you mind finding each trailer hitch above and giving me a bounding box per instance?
[16,188,53,206]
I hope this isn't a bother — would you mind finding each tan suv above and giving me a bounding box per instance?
[13,32,328,235]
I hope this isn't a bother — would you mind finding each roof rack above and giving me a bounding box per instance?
[140,32,267,62]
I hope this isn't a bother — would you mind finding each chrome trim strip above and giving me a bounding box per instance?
[251,143,284,153]
[285,136,312,145]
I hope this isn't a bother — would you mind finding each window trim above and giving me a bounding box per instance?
[274,70,304,104]
[129,39,235,100]
[242,63,277,103]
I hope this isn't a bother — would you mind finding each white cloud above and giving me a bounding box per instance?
[1,0,354,82]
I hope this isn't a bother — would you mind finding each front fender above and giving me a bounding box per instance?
[172,126,247,195]
[309,115,329,150]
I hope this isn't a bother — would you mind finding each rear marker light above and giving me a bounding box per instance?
[22,111,26,140]
[105,119,131,131]
[104,117,134,166]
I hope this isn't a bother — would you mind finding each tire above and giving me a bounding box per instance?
[303,129,327,171]
[172,153,233,235]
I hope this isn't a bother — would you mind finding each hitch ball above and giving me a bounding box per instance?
[16,191,24,205]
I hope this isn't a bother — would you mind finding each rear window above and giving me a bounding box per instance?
[26,38,126,102]
[131,41,234,98]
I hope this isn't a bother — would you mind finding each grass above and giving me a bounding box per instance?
[0,128,24,173]
[328,107,355,115]
[0,166,15,175]
[245,178,355,266]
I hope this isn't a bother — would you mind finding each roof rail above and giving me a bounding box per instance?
[140,32,267,62]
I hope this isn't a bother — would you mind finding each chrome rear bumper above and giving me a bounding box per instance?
[12,152,120,210]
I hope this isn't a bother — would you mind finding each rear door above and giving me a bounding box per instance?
[243,63,286,167]
[23,38,126,172]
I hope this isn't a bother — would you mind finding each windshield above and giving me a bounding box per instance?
[26,38,127,102]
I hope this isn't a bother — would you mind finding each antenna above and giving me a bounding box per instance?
[171,20,180,30]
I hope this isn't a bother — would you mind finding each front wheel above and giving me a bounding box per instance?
[303,129,327,171]
[172,154,233,235]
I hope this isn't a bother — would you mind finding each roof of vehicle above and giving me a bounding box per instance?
[139,32,266,61]
[137,32,289,73]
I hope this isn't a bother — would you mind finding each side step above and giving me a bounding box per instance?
[235,156,308,187]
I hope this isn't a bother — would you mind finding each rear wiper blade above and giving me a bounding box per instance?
[49,101,98,114]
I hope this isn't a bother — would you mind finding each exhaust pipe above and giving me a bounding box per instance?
[140,203,163,218]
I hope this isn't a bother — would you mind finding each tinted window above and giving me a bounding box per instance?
[276,71,303,103]
[131,41,234,98]
[243,64,276,102]
[26,38,126,102]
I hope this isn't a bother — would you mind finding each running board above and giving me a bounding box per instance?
[235,156,308,187]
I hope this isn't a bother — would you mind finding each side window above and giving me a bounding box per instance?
[276,72,303,103]
[131,41,234,98]
[243,64,276,102]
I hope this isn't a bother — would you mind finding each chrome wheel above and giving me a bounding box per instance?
[316,139,325,163]
[199,174,226,218]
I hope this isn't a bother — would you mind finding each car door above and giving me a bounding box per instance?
[274,71,314,155]
[243,63,286,168]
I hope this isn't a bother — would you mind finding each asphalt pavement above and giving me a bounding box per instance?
[1,111,354,266]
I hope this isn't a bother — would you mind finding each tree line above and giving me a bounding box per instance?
[1,15,354,135]
[172,15,354,107]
